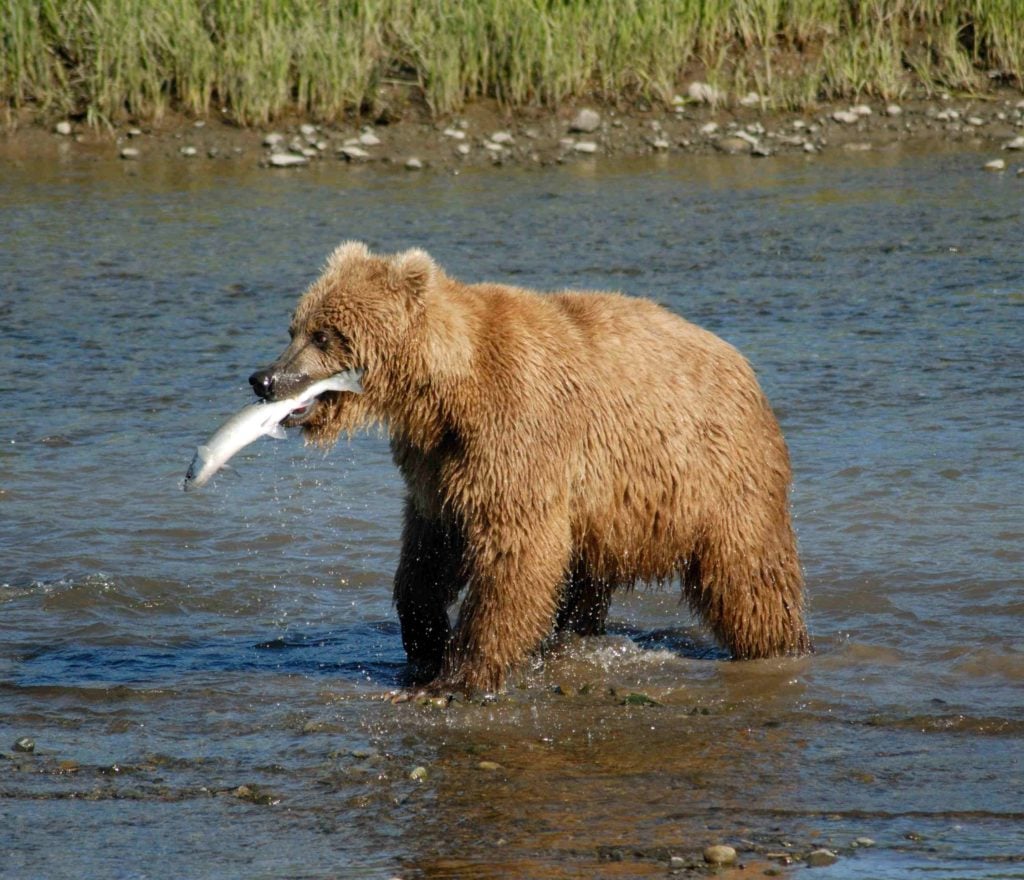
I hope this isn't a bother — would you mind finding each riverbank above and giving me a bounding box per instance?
[4,89,1024,173]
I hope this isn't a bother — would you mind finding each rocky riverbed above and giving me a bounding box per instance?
[5,87,1024,173]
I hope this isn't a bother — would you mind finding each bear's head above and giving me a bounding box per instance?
[248,241,438,445]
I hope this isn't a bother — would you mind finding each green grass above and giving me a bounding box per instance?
[2,0,1022,126]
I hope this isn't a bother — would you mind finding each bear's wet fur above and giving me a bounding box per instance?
[268,241,810,692]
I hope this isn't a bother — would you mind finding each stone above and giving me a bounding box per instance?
[852,104,872,116]
[405,157,423,170]
[569,108,601,133]
[573,141,598,154]
[13,737,35,753]
[268,153,308,167]
[832,110,860,124]
[490,131,515,144]
[409,765,428,781]
[651,138,670,150]
[338,145,370,161]
[54,121,72,136]
[967,116,985,126]
[703,845,737,865]
[668,855,686,869]
[854,837,875,847]
[1003,136,1024,150]
[299,123,317,138]
[687,81,724,104]
[263,133,284,147]
[359,131,381,146]
[984,158,1006,172]
[455,143,471,156]
[442,127,466,140]
[119,147,140,160]
[180,146,198,157]
[739,91,762,108]
[715,136,753,155]
[806,849,838,867]
[477,760,502,771]
[699,122,719,135]
[484,141,505,153]
[886,104,903,116]
[127,128,142,137]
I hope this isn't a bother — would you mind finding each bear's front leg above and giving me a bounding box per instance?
[393,500,465,683]
[439,510,571,693]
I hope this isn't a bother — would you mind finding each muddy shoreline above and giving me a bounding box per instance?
[5,91,1024,172]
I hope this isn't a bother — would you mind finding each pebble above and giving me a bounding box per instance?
[832,110,860,124]
[569,108,601,133]
[703,844,737,865]
[442,127,466,140]
[855,837,875,847]
[668,855,686,869]
[263,132,284,147]
[688,81,724,104]
[359,131,381,146]
[967,116,984,126]
[127,127,142,137]
[13,737,35,753]
[119,147,140,160]
[409,765,428,781]
[886,104,903,116]
[299,123,317,138]
[984,158,1006,172]
[54,121,72,136]
[852,103,872,116]
[651,137,670,150]
[455,143,471,156]
[484,141,505,153]
[477,760,502,771]
[1004,136,1024,150]
[490,131,515,144]
[739,91,762,107]
[268,153,308,167]
[699,121,719,135]
[573,141,598,154]
[715,135,753,154]
[179,146,197,157]
[806,849,839,867]
[338,145,370,161]
[405,157,423,170]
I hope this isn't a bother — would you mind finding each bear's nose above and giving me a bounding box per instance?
[248,369,275,400]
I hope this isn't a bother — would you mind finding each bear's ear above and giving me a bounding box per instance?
[389,248,437,303]
[326,240,371,271]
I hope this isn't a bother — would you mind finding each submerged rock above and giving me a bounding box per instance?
[13,737,35,753]
[703,844,737,865]
[806,849,839,867]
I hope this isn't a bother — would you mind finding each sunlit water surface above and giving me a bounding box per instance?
[1,147,1021,879]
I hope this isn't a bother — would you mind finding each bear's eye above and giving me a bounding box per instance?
[312,330,330,350]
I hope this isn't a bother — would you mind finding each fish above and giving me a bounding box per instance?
[183,370,363,492]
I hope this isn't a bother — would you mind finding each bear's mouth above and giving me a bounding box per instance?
[280,390,339,428]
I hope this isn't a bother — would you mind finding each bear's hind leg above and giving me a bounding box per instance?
[393,501,466,683]
[682,525,810,659]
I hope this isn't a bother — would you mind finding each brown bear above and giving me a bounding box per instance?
[248,242,810,693]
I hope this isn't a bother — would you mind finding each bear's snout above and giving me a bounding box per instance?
[248,369,275,400]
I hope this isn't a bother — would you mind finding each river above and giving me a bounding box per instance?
[1,147,1022,879]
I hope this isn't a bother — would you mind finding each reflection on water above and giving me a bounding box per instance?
[1,147,1022,879]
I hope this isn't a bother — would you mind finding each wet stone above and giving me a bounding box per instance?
[806,849,838,867]
[477,760,502,771]
[13,737,35,753]
[854,837,875,847]
[703,844,737,865]
[569,108,601,133]
[119,147,140,160]
[55,121,72,136]
[409,765,428,781]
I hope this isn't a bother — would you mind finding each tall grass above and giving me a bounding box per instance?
[2,0,1022,126]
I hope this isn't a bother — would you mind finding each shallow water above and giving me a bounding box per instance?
[1,147,1022,880]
